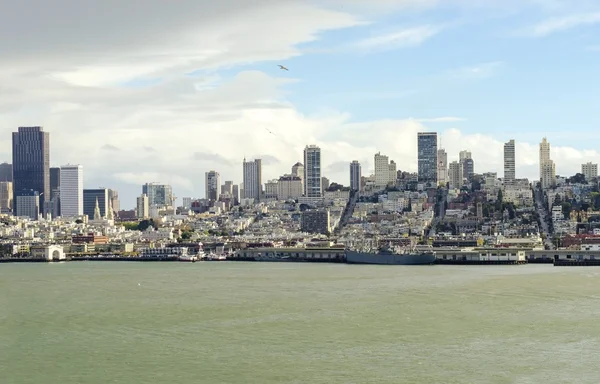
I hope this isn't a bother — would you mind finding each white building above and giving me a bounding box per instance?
[437,149,447,186]
[582,162,598,181]
[277,175,303,200]
[448,161,463,190]
[539,138,556,189]
[504,139,515,185]
[59,164,83,217]
[374,152,395,187]
[243,158,262,201]
[137,193,149,219]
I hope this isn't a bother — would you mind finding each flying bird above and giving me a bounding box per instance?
[278,65,288,71]
[264,127,276,135]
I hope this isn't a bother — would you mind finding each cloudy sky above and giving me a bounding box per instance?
[2,0,600,208]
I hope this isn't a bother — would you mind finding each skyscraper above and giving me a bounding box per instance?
[0,162,12,182]
[417,132,438,183]
[303,145,322,198]
[539,138,555,189]
[503,140,515,185]
[83,189,109,219]
[49,167,61,218]
[59,164,83,217]
[350,160,361,192]
[459,150,474,181]
[243,158,262,201]
[205,171,220,201]
[437,148,448,185]
[142,183,173,207]
[12,126,50,216]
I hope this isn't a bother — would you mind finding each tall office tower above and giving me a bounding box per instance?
[232,184,240,205]
[49,167,61,218]
[0,181,13,212]
[83,189,109,219]
[582,162,598,181]
[12,126,50,216]
[303,145,322,198]
[205,171,220,201]
[437,148,448,185]
[417,132,438,183]
[459,150,474,181]
[448,161,463,190]
[350,160,361,191]
[221,180,234,196]
[136,193,149,219]
[142,183,173,208]
[243,158,262,201]
[59,164,83,217]
[108,189,120,213]
[503,139,516,185]
[0,162,12,182]
[15,190,39,220]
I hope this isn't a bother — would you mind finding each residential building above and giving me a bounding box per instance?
[303,145,322,198]
[459,150,474,181]
[582,162,598,181]
[277,175,303,200]
[437,149,447,186]
[291,162,304,190]
[12,126,50,216]
[301,209,330,234]
[350,160,361,191]
[503,139,516,185]
[59,164,83,217]
[264,179,278,199]
[448,161,463,190]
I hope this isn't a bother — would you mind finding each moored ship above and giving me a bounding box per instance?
[346,244,436,265]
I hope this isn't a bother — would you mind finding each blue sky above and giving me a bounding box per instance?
[3,0,600,207]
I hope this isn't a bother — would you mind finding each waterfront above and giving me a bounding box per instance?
[2,263,600,383]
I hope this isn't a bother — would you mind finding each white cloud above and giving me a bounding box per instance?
[527,12,600,37]
[446,61,504,80]
[414,117,466,123]
[353,25,442,51]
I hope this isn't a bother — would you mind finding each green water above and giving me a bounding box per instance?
[1,262,599,383]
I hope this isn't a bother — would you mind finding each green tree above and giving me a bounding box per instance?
[562,202,572,220]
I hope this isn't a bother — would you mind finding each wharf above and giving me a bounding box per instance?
[434,259,527,265]
[554,260,600,266]
[0,258,48,263]
[71,256,180,262]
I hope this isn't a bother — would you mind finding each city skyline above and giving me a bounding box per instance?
[2,1,600,206]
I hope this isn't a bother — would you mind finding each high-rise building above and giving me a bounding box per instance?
[12,126,50,216]
[205,171,220,201]
[142,183,173,208]
[136,193,149,219]
[582,162,598,181]
[232,184,240,205]
[350,161,361,191]
[448,161,463,190]
[321,176,330,193]
[108,189,120,213]
[459,150,474,181]
[539,138,555,189]
[0,163,12,182]
[83,189,109,219]
[15,190,39,220]
[437,149,448,186]
[243,158,262,201]
[0,181,13,212]
[59,164,83,217]
[503,140,516,185]
[417,132,438,183]
[374,153,396,187]
[277,175,303,200]
[49,167,61,218]
[303,145,322,198]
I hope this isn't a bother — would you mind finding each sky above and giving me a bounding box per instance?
[2,0,600,208]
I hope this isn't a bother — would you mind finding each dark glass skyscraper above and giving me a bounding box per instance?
[12,126,50,216]
[417,132,438,183]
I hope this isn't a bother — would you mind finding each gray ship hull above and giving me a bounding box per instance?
[346,251,436,265]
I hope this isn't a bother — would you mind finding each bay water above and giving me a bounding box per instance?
[2,262,599,383]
